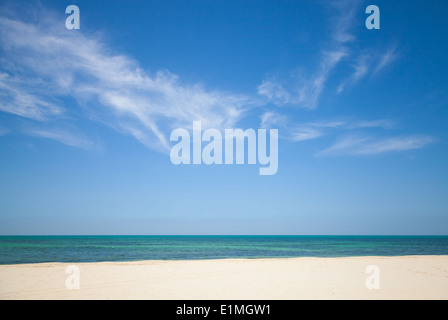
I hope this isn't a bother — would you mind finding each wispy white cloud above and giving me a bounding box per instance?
[350,56,370,80]
[337,54,370,93]
[305,120,346,129]
[0,4,424,160]
[260,111,288,129]
[374,46,398,74]
[290,120,346,142]
[259,112,428,156]
[291,127,323,142]
[318,134,435,156]
[26,127,95,150]
[328,0,358,44]
[0,72,63,121]
[363,136,434,154]
[257,81,291,107]
[295,118,393,141]
[338,46,399,93]
[257,0,357,109]
[0,10,253,151]
[296,50,348,109]
[258,49,348,109]
[259,0,399,107]
[348,119,394,129]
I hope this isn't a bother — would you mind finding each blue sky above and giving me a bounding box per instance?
[0,0,447,235]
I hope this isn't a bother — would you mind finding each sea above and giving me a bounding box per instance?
[1,235,448,265]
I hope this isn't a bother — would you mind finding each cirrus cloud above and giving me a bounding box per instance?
[0,10,254,152]
[317,135,435,156]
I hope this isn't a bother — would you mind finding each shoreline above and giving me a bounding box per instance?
[1,255,448,300]
[2,253,448,265]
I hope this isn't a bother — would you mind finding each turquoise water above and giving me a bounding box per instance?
[0,236,448,264]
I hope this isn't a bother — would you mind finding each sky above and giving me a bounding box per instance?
[0,0,447,235]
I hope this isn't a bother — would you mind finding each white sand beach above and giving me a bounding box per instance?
[1,256,448,300]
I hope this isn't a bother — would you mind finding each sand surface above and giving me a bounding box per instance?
[1,256,448,300]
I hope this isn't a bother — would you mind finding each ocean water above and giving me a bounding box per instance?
[0,235,448,265]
